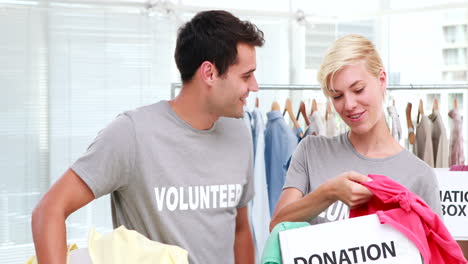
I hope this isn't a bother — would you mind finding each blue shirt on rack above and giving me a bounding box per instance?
[249,108,271,260]
[264,110,298,216]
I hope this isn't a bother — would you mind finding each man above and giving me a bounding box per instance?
[32,10,264,264]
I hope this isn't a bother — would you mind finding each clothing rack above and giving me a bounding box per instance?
[170,83,468,98]
[170,82,468,164]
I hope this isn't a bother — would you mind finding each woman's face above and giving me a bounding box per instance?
[329,60,387,135]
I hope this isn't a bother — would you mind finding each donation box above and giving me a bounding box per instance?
[279,214,422,264]
[435,169,468,240]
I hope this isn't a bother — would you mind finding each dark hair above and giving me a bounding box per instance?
[174,10,264,83]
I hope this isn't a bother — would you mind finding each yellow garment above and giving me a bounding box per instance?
[88,226,188,264]
[25,243,78,264]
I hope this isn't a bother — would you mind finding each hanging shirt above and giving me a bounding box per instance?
[304,111,325,137]
[337,116,348,134]
[243,107,257,251]
[448,108,465,166]
[264,110,297,215]
[450,165,468,171]
[387,105,402,142]
[250,108,271,259]
[325,111,338,137]
[415,115,434,167]
[244,107,254,145]
[350,174,467,264]
[295,127,303,142]
[428,110,449,168]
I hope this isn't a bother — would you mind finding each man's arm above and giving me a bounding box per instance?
[234,206,254,264]
[32,168,95,264]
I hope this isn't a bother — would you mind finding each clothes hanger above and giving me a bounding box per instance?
[406,102,415,145]
[255,97,259,108]
[417,99,424,123]
[310,99,318,115]
[296,101,310,126]
[283,98,292,117]
[392,98,395,107]
[271,101,280,111]
[283,98,302,132]
[432,98,439,115]
[454,98,458,109]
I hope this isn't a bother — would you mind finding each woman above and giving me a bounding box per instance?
[270,34,442,230]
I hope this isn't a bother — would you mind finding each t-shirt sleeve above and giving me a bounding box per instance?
[237,123,255,208]
[419,167,443,218]
[283,137,310,195]
[71,113,136,199]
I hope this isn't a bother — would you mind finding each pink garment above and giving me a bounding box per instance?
[449,108,465,166]
[350,174,467,264]
[450,165,468,171]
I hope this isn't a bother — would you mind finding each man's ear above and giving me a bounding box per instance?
[199,61,217,85]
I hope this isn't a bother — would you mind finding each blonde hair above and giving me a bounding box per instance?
[317,34,384,97]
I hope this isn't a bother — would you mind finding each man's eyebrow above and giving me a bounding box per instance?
[242,68,256,76]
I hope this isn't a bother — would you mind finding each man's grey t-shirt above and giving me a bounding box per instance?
[284,133,442,225]
[71,100,254,264]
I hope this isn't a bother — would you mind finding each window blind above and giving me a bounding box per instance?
[0,6,49,263]
[0,4,176,263]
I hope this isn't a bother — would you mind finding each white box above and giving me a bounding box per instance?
[279,214,422,264]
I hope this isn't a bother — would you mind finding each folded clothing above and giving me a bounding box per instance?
[88,225,188,264]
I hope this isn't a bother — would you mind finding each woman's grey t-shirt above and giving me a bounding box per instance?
[284,133,442,225]
[71,100,254,264]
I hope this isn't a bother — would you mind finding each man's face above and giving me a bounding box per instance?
[209,43,258,118]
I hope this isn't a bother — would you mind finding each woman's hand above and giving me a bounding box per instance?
[270,171,373,231]
[325,171,373,208]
